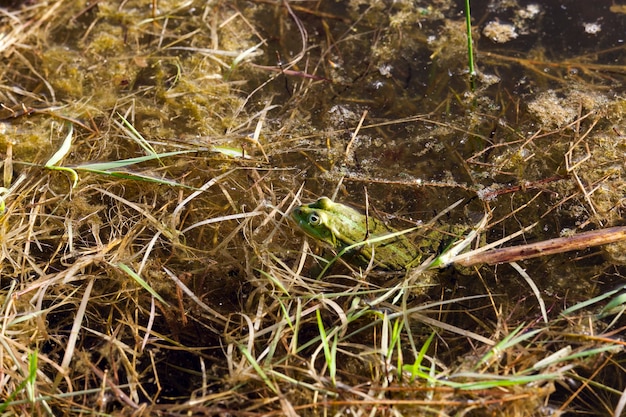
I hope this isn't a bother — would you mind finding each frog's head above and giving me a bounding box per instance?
[291,197,338,248]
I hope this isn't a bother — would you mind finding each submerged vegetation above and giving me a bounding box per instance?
[0,0,625,415]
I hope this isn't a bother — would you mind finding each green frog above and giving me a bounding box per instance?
[291,196,424,270]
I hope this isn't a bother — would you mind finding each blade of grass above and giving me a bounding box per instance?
[0,351,39,413]
[475,324,543,369]
[210,145,251,159]
[257,269,290,296]
[561,282,626,316]
[239,345,279,395]
[115,262,168,305]
[78,168,195,188]
[316,308,336,386]
[511,261,548,323]
[404,366,561,390]
[390,317,404,381]
[45,123,73,167]
[228,41,264,75]
[25,351,38,402]
[525,345,622,375]
[75,150,195,171]
[464,0,476,78]
[53,278,94,389]
[45,123,78,187]
[599,290,626,318]
[403,332,436,383]
[115,113,158,157]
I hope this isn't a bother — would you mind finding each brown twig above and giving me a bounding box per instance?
[454,226,626,266]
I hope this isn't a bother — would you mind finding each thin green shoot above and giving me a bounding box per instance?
[530,346,572,371]
[316,308,337,386]
[44,123,78,187]
[464,0,476,78]
[561,282,626,316]
[115,262,168,305]
[75,150,194,171]
[276,298,294,331]
[228,41,264,76]
[25,351,37,403]
[533,344,621,369]
[474,324,543,370]
[256,269,290,296]
[76,150,197,188]
[262,319,285,367]
[33,147,196,188]
[0,351,39,412]
[291,300,301,354]
[405,362,561,390]
[438,372,562,390]
[390,317,404,381]
[78,169,193,188]
[599,288,626,318]
[40,120,196,188]
[115,113,159,158]
[239,345,279,395]
[403,332,436,383]
[210,144,251,159]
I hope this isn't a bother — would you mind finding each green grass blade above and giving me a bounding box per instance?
[79,168,194,188]
[403,332,435,382]
[75,150,195,171]
[239,345,279,395]
[26,350,37,401]
[210,145,250,159]
[560,282,626,316]
[115,262,168,305]
[45,166,79,188]
[316,308,336,385]
[464,0,476,78]
[45,124,79,187]
[475,324,542,369]
[599,288,626,317]
[0,351,39,412]
[116,113,158,157]
[257,269,290,296]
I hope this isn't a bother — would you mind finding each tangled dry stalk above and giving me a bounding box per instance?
[0,1,625,416]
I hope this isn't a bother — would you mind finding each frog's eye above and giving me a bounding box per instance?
[308,213,322,226]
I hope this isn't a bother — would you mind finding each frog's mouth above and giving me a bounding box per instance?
[290,208,312,234]
[290,208,305,225]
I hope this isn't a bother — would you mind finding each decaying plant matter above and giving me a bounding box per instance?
[0,1,625,416]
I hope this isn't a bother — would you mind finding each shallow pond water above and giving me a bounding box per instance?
[0,0,625,415]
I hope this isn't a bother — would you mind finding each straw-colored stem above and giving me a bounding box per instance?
[454,226,626,266]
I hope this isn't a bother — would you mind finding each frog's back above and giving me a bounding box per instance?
[292,197,421,270]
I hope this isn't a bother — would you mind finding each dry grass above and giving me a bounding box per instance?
[0,1,625,416]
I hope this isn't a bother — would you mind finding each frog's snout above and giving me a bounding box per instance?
[290,208,303,224]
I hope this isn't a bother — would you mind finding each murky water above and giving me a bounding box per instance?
[1,0,625,414]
